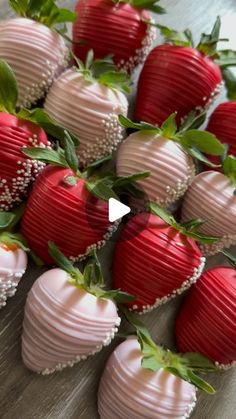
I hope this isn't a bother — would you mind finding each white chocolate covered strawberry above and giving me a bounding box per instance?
[0,239,27,309]
[116,115,225,207]
[181,159,236,255]
[22,243,132,374]
[45,53,129,165]
[0,1,75,107]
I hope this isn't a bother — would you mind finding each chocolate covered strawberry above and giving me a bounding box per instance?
[175,262,236,368]
[45,52,129,166]
[99,315,216,418]
[135,18,236,125]
[117,114,225,207]
[181,156,236,255]
[72,0,164,73]
[112,204,219,313]
[0,1,75,107]
[206,101,236,166]
[22,243,133,374]
[0,236,27,309]
[21,134,148,264]
[0,60,51,210]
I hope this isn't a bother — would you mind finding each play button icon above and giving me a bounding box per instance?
[109,198,131,222]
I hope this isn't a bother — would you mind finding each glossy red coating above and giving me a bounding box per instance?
[175,267,236,365]
[21,165,110,264]
[135,45,222,125]
[113,213,203,311]
[72,0,150,69]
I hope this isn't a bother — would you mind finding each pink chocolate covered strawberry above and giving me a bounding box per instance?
[112,204,218,314]
[206,101,236,166]
[45,52,129,166]
[135,18,236,125]
[181,156,236,255]
[116,114,225,207]
[175,257,236,368]
[98,315,216,418]
[21,134,148,264]
[72,0,164,73]
[22,243,133,374]
[0,1,75,107]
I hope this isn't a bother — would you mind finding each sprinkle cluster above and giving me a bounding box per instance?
[0,269,25,309]
[0,135,51,211]
[79,111,127,166]
[156,162,196,207]
[117,20,156,73]
[41,317,121,375]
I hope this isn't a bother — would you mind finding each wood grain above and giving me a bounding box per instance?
[0,1,236,418]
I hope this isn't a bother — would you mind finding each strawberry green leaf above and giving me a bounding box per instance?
[17,108,80,146]
[180,130,225,155]
[98,72,131,94]
[0,212,15,229]
[180,230,219,244]
[179,111,207,133]
[161,113,177,138]
[14,0,77,27]
[197,16,226,57]
[186,147,220,168]
[21,147,69,168]
[85,49,94,69]
[0,232,29,252]
[215,50,236,68]
[183,353,221,371]
[0,59,18,114]
[149,202,177,227]
[156,24,193,47]
[221,250,236,268]
[118,115,160,133]
[186,370,216,394]
[62,130,79,173]
[222,155,236,192]
[48,241,84,284]
[181,218,206,232]
[222,68,236,100]
[85,179,119,201]
[96,289,135,303]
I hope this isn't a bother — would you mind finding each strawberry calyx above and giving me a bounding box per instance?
[73,50,132,94]
[122,309,217,394]
[48,241,134,304]
[149,202,219,245]
[8,0,77,28]
[119,113,225,167]
[22,130,150,202]
[112,0,166,14]
[0,231,29,252]
[0,59,79,145]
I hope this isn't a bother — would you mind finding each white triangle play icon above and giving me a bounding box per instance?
[109,198,131,222]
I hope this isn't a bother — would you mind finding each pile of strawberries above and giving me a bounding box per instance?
[0,1,236,418]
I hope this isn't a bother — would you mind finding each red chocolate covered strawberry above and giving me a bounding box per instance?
[181,156,236,255]
[99,315,216,418]
[22,243,133,374]
[206,101,236,166]
[112,204,219,313]
[135,18,236,125]
[44,52,130,166]
[175,256,236,368]
[117,114,225,207]
[21,134,149,264]
[0,0,75,107]
[72,0,164,73]
[0,60,49,210]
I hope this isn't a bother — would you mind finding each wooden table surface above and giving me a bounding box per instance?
[0,1,236,418]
